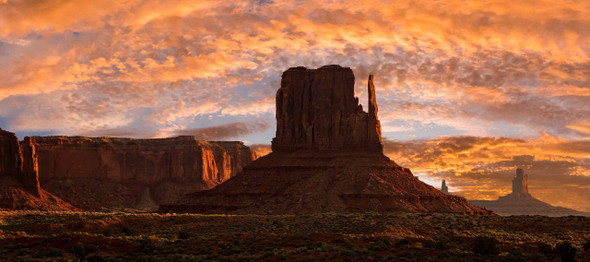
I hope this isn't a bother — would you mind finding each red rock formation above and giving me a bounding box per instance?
[0,129,22,179]
[20,137,41,197]
[161,65,492,215]
[512,167,528,196]
[470,168,587,216]
[272,65,382,153]
[31,136,254,211]
[441,180,449,195]
[0,129,75,211]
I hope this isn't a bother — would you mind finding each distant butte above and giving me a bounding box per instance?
[161,65,492,215]
[470,168,589,216]
[29,136,255,211]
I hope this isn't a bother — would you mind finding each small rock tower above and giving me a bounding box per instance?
[511,167,528,196]
[441,180,449,194]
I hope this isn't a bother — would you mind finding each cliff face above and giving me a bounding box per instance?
[0,129,74,211]
[162,65,491,215]
[0,129,22,180]
[30,136,255,211]
[272,65,382,153]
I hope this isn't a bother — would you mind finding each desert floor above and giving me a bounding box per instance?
[0,211,589,261]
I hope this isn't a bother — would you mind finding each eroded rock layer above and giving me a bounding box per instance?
[0,129,75,211]
[31,136,255,211]
[161,151,490,214]
[162,65,492,215]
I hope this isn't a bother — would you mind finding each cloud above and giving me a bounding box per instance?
[1,0,589,141]
[249,144,272,158]
[173,121,271,140]
[384,135,590,212]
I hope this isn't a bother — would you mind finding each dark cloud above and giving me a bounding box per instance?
[76,128,152,138]
[173,121,271,140]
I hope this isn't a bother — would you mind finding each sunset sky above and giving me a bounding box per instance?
[1,0,589,211]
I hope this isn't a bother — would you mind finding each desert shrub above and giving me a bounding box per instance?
[69,242,98,262]
[425,237,450,250]
[507,249,523,258]
[135,255,157,262]
[369,238,392,251]
[537,242,553,255]
[138,236,156,253]
[395,238,411,248]
[335,238,353,249]
[411,242,423,249]
[122,225,137,236]
[472,236,499,255]
[33,247,63,258]
[583,239,590,251]
[177,230,193,240]
[102,228,116,237]
[87,255,107,262]
[555,241,576,262]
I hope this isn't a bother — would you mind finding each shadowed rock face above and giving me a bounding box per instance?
[30,136,255,211]
[272,65,382,153]
[0,130,22,181]
[0,129,74,211]
[0,130,40,197]
[161,66,492,215]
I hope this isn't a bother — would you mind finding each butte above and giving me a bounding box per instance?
[160,65,491,215]
[470,168,589,216]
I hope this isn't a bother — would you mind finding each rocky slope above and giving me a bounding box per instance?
[470,168,589,216]
[31,136,255,211]
[0,129,75,211]
[161,65,492,215]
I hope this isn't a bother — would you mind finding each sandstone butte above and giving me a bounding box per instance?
[28,136,255,211]
[160,65,492,215]
[0,129,75,211]
[470,168,590,216]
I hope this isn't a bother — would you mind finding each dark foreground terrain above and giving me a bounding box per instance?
[0,212,589,261]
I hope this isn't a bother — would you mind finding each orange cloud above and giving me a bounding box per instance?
[384,135,590,211]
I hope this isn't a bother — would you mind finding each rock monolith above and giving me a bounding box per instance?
[161,65,492,215]
[272,65,382,152]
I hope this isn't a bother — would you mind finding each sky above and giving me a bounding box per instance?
[0,0,589,211]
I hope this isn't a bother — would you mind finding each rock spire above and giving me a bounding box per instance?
[441,180,449,194]
[512,167,528,195]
